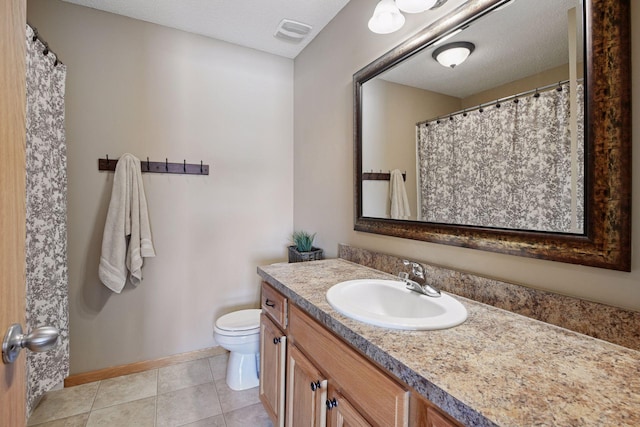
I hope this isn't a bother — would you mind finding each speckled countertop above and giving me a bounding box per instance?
[257,259,640,427]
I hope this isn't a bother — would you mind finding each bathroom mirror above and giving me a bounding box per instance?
[354,0,631,270]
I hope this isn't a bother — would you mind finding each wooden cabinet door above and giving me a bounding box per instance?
[327,389,372,427]
[259,314,286,427]
[286,344,327,427]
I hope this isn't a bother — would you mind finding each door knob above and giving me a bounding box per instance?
[2,324,60,364]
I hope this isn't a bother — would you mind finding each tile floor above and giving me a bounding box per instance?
[27,353,273,427]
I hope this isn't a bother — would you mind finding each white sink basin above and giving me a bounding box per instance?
[326,279,467,330]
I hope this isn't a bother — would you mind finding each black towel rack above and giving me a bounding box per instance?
[98,156,209,175]
[362,170,406,182]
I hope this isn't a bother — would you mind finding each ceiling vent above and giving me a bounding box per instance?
[274,19,312,43]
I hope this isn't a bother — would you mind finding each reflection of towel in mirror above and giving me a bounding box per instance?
[389,169,411,220]
[99,153,156,293]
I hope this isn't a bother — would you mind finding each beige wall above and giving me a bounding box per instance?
[362,78,460,219]
[28,0,293,373]
[294,0,640,311]
[462,62,584,108]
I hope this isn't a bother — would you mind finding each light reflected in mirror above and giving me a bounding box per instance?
[361,0,585,234]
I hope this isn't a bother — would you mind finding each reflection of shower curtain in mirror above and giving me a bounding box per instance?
[417,83,584,233]
[25,25,69,414]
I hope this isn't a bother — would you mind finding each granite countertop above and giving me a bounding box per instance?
[257,259,640,427]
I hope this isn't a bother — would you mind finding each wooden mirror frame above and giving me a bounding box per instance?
[354,0,631,271]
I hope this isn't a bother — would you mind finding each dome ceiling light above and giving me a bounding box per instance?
[368,0,405,34]
[432,41,475,68]
[396,0,437,14]
[368,0,446,34]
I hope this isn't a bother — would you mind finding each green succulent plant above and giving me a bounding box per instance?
[291,230,316,252]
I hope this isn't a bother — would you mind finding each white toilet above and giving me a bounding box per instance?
[213,308,261,391]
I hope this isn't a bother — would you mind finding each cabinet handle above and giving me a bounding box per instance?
[273,337,282,345]
[265,299,275,307]
[326,398,338,410]
[310,380,321,391]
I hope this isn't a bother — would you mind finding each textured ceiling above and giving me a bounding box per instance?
[380,0,584,98]
[60,0,351,59]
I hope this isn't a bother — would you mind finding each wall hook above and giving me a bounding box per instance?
[98,157,209,175]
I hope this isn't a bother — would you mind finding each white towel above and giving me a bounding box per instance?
[99,153,155,293]
[389,169,411,220]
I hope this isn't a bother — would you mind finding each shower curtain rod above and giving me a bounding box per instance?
[27,23,63,66]
[417,77,584,126]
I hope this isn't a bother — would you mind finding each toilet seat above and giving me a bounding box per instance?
[214,309,261,337]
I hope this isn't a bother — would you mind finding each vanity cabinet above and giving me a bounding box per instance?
[260,281,461,427]
[289,304,409,426]
[259,283,288,427]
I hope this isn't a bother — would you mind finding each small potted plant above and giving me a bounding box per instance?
[288,230,324,263]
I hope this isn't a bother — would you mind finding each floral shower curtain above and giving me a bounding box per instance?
[417,83,584,233]
[25,25,69,413]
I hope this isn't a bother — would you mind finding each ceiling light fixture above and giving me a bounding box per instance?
[368,0,405,34]
[396,0,437,14]
[369,0,446,34]
[432,41,475,68]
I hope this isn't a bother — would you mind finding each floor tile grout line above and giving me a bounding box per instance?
[207,353,215,380]
[154,368,159,427]
[87,380,101,418]
[207,355,225,421]
[27,412,89,427]
[86,395,159,413]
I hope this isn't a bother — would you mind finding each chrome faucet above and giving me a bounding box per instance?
[398,260,441,298]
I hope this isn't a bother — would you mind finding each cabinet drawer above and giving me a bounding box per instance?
[290,305,409,427]
[262,282,288,330]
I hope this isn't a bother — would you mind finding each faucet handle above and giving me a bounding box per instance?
[402,259,425,279]
[397,271,409,281]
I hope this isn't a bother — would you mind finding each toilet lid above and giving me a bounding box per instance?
[215,309,261,332]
